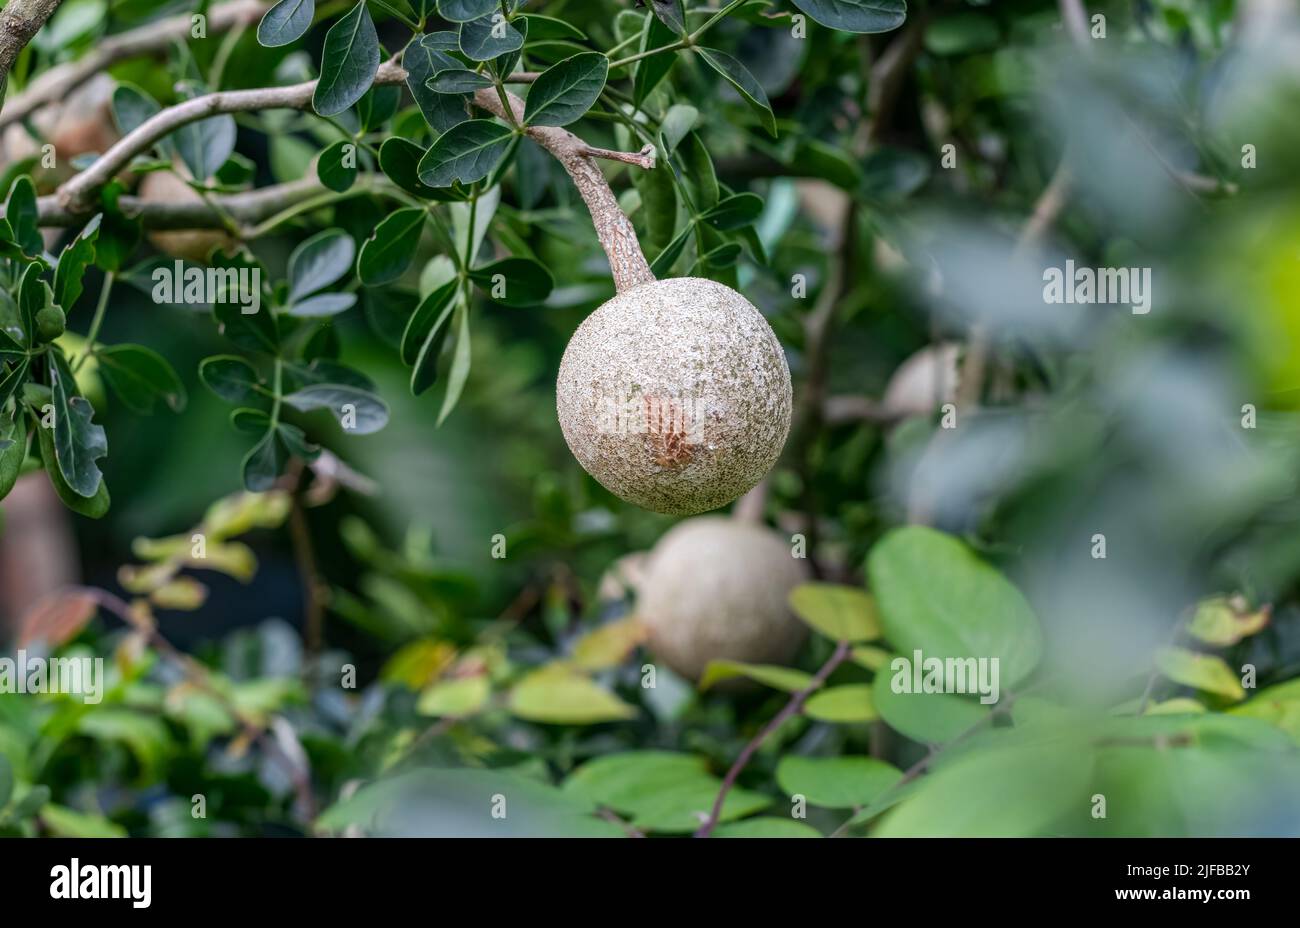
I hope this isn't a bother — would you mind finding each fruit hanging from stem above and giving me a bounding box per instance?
[471,88,792,515]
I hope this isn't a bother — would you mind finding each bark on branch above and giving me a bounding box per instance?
[57,61,408,214]
[0,0,63,93]
[0,0,265,130]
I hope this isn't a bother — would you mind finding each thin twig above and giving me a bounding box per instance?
[286,459,327,681]
[695,640,852,838]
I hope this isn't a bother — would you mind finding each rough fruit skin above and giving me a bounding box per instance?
[636,517,809,681]
[556,277,791,515]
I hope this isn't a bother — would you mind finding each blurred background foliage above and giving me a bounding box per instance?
[2,0,1300,837]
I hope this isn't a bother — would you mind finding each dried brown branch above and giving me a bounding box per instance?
[0,0,266,130]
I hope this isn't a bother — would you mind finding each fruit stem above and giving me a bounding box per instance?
[471,87,656,294]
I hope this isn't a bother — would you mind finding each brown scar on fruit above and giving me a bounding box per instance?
[644,394,696,470]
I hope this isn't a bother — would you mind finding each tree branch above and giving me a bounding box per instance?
[57,60,408,214]
[45,59,659,286]
[0,0,266,130]
[0,0,63,93]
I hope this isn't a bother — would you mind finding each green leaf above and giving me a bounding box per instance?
[5,176,41,256]
[31,394,109,518]
[1186,596,1270,647]
[658,104,697,156]
[563,750,769,833]
[523,52,608,127]
[417,675,490,717]
[355,84,400,132]
[632,12,677,105]
[257,0,315,47]
[775,755,902,808]
[507,667,637,724]
[358,208,426,285]
[428,68,493,93]
[403,277,459,367]
[790,0,907,34]
[40,804,127,838]
[241,427,286,491]
[16,262,45,348]
[379,138,456,199]
[517,14,587,43]
[436,300,471,424]
[0,409,26,501]
[804,684,876,722]
[49,348,106,497]
[281,383,390,434]
[173,115,237,182]
[867,526,1043,687]
[437,0,496,22]
[789,583,881,642]
[1155,647,1246,701]
[53,214,101,310]
[1229,679,1300,745]
[650,224,692,277]
[417,119,514,187]
[94,183,140,272]
[199,355,263,405]
[230,408,271,434]
[712,818,822,838]
[698,659,816,693]
[679,131,718,210]
[564,751,707,805]
[700,192,764,231]
[646,0,686,36]
[467,256,554,306]
[317,140,358,192]
[0,754,11,810]
[408,288,459,395]
[459,13,524,63]
[111,83,160,136]
[76,709,170,781]
[632,160,677,250]
[631,783,768,834]
[313,2,380,117]
[490,16,527,80]
[289,229,356,302]
[317,768,622,837]
[97,344,186,414]
[695,47,776,137]
[403,32,470,134]
[214,297,278,354]
[871,666,990,742]
[286,293,356,317]
[875,738,1090,837]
